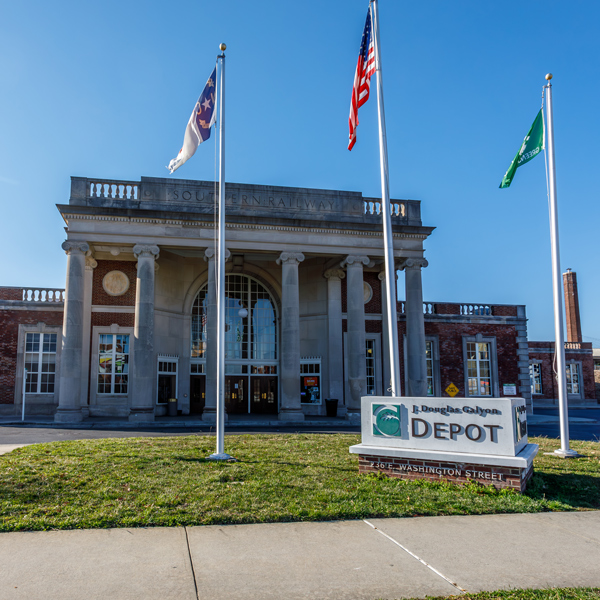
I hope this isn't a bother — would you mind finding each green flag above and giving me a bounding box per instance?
[499,109,545,188]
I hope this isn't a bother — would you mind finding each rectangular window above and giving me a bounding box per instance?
[25,332,57,394]
[466,342,492,397]
[157,357,178,405]
[425,340,434,396]
[300,360,321,404]
[365,340,376,395]
[98,334,129,395]
[530,362,543,395]
[566,363,580,395]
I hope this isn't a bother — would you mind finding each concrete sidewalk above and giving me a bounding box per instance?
[1,511,599,599]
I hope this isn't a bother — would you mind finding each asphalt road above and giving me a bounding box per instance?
[529,408,600,442]
[0,408,598,445]
[0,424,362,445]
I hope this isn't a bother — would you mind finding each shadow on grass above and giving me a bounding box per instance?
[526,472,600,509]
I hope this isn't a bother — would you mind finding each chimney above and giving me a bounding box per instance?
[563,269,583,343]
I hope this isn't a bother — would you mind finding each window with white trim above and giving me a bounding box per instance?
[98,334,130,394]
[529,362,543,395]
[425,340,435,396]
[365,340,376,395]
[300,359,321,404]
[24,333,57,394]
[566,363,580,395]
[466,341,492,397]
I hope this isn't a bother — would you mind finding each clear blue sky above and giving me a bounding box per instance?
[1,0,599,344]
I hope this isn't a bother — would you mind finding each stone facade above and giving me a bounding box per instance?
[0,175,551,419]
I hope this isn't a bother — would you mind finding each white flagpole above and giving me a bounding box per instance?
[544,73,577,458]
[371,0,401,396]
[210,43,233,461]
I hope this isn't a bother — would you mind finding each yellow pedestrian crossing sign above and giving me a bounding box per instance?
[445,383,459,397]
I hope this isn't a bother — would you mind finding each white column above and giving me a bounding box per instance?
[324,268,345,412]
[80,256,97,418]
[342,255,369,420]
[277,252,305,422]
[55,241,89,423]
[129,244,160,422]
[400,258,428,397]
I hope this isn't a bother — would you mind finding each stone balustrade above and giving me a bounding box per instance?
[0,287,65,303]
[23,288,65,302]
[460,304,492,316]
[393,300,521,318]
[363,200,406,218]
[87,179,139,200]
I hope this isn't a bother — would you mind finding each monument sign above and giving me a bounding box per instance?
[350,396,538,492]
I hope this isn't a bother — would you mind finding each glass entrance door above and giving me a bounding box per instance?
[250,376,278,414]
[190,376,205,415]
[225,376,247,414]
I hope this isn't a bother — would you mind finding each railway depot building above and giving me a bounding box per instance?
[0,176,534,421]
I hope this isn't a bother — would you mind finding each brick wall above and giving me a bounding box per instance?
[92,260,137,306]
[529,342,596,401]
[0,309,63,404]
[91,312,135,328]
[0,287,24,301]
[425,322,520,398]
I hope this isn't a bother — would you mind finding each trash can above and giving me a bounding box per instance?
[168,398,178,417]
[325,398,338,418]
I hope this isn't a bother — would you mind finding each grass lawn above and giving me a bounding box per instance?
[0,434,598,531]
[400,588,600,600]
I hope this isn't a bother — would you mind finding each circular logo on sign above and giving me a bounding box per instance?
[373,404,402,437]
[102,270,130,297]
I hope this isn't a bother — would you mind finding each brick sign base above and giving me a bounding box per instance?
[358,454,534,492]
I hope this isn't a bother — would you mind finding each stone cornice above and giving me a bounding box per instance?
[60,213,430,241]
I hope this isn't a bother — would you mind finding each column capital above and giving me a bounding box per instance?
[276,252,305,266]
[85,257,98,271]
[324,268,345,281]
[133,244,160,260]
[204,248,231,262]
[378,269,399,281]
[341,255,369,268]
[62,241,89,256]
[398,257,428,271]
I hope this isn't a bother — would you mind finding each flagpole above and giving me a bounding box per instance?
[371,0,401,396]
[544,73,577,458]
[210,43,233,461]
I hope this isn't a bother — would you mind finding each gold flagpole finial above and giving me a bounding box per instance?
[545,73,553,80]
[219,43,227,51]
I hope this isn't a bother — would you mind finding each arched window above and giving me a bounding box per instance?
[191,274,278,361]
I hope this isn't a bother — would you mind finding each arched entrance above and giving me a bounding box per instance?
[190,274,279,415]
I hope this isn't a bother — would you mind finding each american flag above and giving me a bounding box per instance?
[348,6,376,151]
